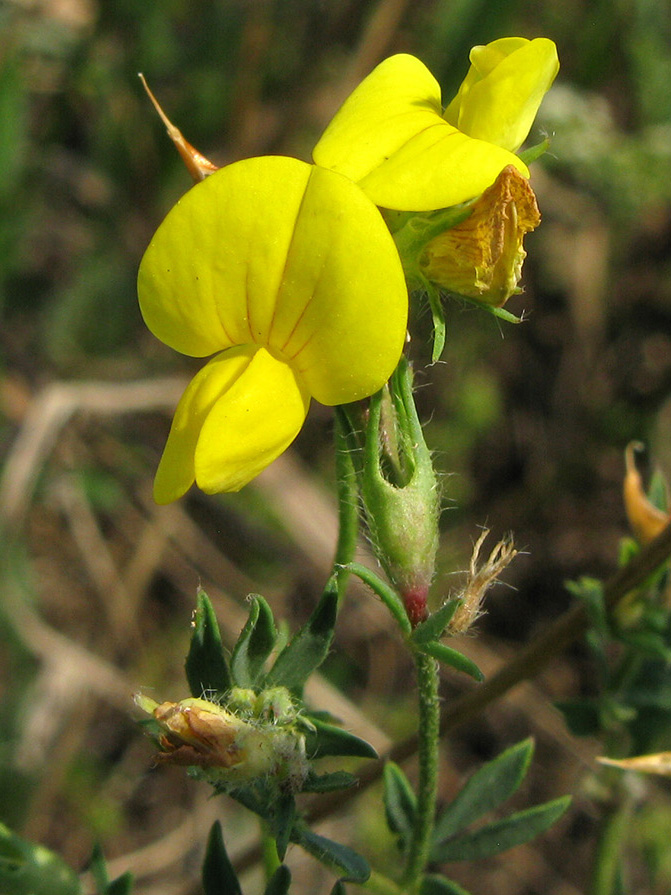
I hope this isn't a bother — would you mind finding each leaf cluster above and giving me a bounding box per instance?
[181,583,377,889]
[383,740,570,895]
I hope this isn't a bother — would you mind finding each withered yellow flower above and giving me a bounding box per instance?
[418,166,541,307]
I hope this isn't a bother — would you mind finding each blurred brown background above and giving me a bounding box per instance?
[1,0,671,892]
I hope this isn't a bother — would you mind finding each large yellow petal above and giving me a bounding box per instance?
[153,346,260,503]
[312,53,528,211]
[194,347,310,494]
[139,156,407,406]
[154,346,310,501]
[444,38,559,151]
[266,165,408,405]
[138,157,313,358]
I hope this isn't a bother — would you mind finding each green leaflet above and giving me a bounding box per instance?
[293,828,370,884]
[202,821,241,895]
[304,717,378,760]
[264,865,292,895]
[231,594,277,688]
[0,824,81,895]
[266,581,339,691]
[383,761,417,851]
[419,641,484,682]
[185,587,233,699]
[431,796,571,862]
[433,739,534,844]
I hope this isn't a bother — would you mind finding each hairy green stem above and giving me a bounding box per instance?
[333,408,361,601]
[402,650,440,891]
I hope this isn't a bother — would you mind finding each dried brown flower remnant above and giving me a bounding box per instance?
[598,752,671,778]
[449,530,518,634]
[139,74,219,183]
[419,166,541,308]
[134,694,309,788]
[623,441,670,546]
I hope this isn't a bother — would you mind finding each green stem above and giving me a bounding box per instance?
[591,791,633,895]
[333,408,361,602]
[402,650,440,891]
[260,822,280,881]
[359,870,405,895]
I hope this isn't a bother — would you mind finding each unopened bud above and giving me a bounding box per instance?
[360,359,440,627]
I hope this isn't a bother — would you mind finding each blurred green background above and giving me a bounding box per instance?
[1,0,670,893]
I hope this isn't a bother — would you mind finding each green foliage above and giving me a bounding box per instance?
[202,821,241,895]
[265,579,338,692]
[153,587,375,884]
[383,761,417,853]
[88,844,134,895]
[418,641,484,682]
[0,824,81,895]
[304,718,378,760]
[265,864,292,895]
[420,875,472,895]
[344,562,411,635]
[433,739,535,844]
[429,739,570,865]
[411,600,461,644]
[292,828,369,884]
[185,586,233,699]
[231,594,278,688]
[432,797,571,863]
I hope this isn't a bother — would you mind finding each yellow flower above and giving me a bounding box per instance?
[138,156,407,502]
[419,165,541,307]
[313,38,559,211]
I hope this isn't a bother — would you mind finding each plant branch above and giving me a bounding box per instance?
[233,522,671,876]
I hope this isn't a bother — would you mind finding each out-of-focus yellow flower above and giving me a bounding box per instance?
[418,165,541,307]
[313,38,559,211]
[623,441,670,545]
[138,156,407,502]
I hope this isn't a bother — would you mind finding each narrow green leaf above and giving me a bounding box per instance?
[271,795,296,862]
[432,796,571,863]
[420,642,484,682]
[517,137,551,165]
[411,600,461,645]
[293,828,370,883]
[427,285,446,362]
[0,823,81,895]
[383,761,417,849]
[231,594,277,688]
[88,842,108,892]
[330,882,347,895]
[421,874,472,895]
[345,562,411,635]
[106,874,134,895]
[264,865,291,895]
[304,717,378,760]
[301,770,359,793]
[202,821,241,895]
[266,582,338,690]
[185,588,232,699]
[433,739,534,844]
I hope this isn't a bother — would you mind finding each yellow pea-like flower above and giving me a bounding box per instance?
[138,156,407,502]
[313,38,559,211]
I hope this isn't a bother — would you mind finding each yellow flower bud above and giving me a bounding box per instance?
[418,165,540,308]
